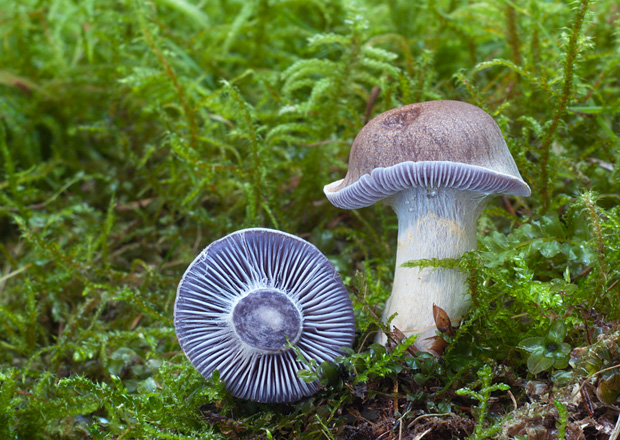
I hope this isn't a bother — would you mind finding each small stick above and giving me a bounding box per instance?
[610,413,620,440]
[393,380,399,418]
[572,364,620,398]
[571,266,593,282]
[407,413,455,430]
[508,390,517,410]
[501,195,517,217]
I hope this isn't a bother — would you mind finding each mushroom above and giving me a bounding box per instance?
[174,228,355,402]
[324,100,530,352]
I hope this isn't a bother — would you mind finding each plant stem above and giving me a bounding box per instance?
[378,187,487,351]
[540,0,590,211]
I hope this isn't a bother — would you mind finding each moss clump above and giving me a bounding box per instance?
[1,0,619,438]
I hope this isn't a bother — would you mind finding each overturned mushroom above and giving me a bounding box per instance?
[174,228,355,402]
[324,101,530,352]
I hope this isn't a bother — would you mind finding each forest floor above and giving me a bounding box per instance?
[1,0,620,438]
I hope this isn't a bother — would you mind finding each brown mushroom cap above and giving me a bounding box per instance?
[325,101,531,209]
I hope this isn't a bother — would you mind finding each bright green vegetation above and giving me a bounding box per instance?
[1,0,619,438]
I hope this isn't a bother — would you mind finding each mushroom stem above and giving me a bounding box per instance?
[379,186,488,351]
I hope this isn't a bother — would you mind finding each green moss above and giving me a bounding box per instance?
[1,0,619,438]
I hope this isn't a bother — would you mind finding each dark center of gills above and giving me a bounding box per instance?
[232,289,302,352]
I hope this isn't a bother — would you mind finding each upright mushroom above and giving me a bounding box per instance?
[324,101,530,352]
[174,228,355,403]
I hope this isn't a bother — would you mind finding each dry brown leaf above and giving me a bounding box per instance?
[429,304,454,356]
[432,304,454,336]
[390,327,419,355]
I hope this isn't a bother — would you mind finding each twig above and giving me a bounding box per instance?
[501,195,517,217]
[412,428,432,440]
[508,390,518,410]
[571,266,593,282]
[610,413,620,440]
[407,413,456,430]
[0,263,31,284]
[393,380,399,418]
[572,364,620,398]
[395,408,410,440]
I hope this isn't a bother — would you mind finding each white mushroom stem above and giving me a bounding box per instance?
[378,186,489,351]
